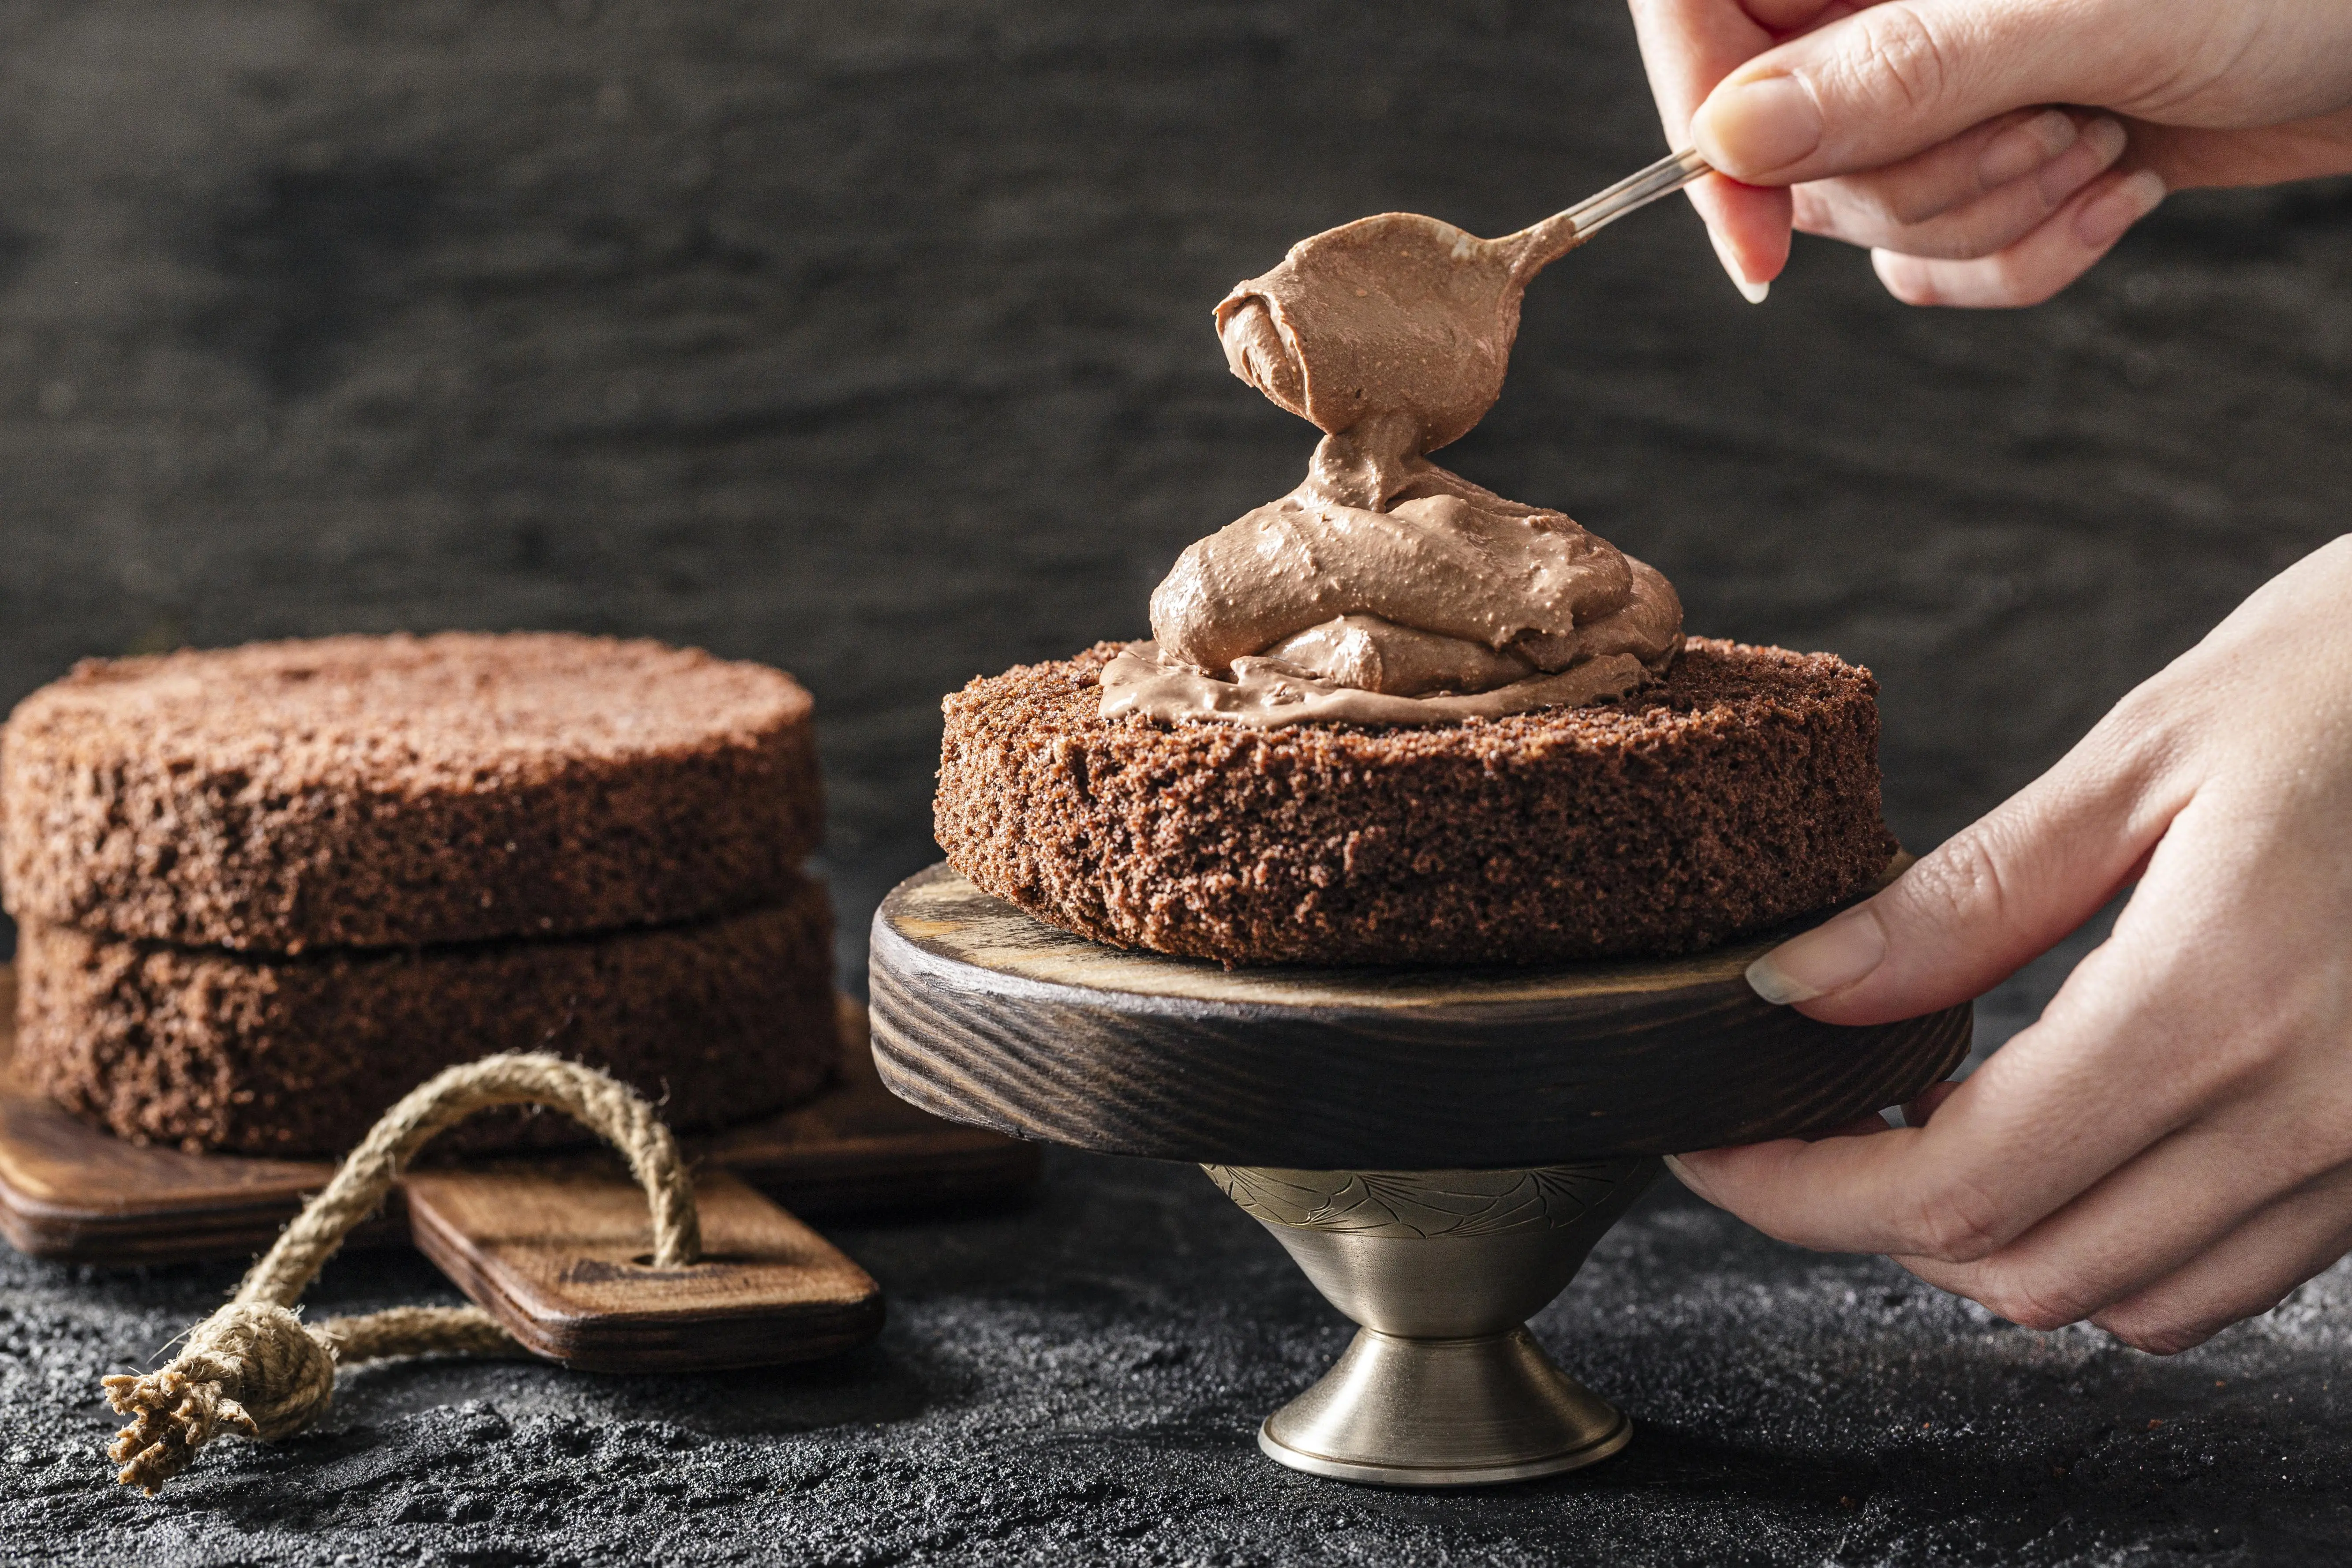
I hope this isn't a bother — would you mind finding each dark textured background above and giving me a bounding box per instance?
[3,0,2345,980]
[0,1,2348,1562]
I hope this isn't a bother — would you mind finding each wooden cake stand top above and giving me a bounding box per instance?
[869,863,1971,1170]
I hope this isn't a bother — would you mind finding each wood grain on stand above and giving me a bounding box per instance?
[870,864,1970,1171]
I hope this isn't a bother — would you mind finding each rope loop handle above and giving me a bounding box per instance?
[102,1053,698,1494]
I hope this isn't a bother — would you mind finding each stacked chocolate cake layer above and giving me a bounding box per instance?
[938,637,1897,968]
[2,632,838,1155]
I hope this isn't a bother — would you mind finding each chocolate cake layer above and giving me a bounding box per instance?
[937,638,1897,967]
[14,877,839,1156]
[1,631,822,952]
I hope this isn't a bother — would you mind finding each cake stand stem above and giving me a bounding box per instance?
[1204,1158,1658,1487]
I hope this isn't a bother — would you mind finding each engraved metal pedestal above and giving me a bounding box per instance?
[1205,1161,1658,1486]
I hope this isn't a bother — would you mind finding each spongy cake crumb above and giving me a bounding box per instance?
[1,632,823,953]
[936,638,1896,967]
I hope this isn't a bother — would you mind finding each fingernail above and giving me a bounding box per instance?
[2074,168,2165,248]
[1694,72,1824,176]
[2081,116,2129,168]
[2036,117,2128,205]
[1977,109,2077,188]
[1661,1153,1712,1199]
[1869,246,1939,307]
[1746,906,1886,1004]
[1706,225,1771,304]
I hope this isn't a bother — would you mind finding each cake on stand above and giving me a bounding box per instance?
[869,863,1969,1488]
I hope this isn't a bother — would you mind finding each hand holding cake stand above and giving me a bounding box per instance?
[870,864,1970,1488]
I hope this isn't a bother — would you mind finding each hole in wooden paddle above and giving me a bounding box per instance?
[556,1254,751,1284]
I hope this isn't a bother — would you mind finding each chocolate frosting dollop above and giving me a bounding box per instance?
[1103,208,1683,729]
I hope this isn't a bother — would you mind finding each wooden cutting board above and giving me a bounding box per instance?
[0,965,1038,1266]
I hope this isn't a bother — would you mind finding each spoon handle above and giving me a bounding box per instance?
[1506,147,1713,277]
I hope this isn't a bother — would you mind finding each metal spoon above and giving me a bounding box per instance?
[1498,146,1713,278]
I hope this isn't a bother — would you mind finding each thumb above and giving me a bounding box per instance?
[1691,0,2133,186]
[1746,727,2179,1025]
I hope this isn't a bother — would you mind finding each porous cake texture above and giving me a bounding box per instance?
[15,876,839,1155]
[1,632,822,953]
[938,638,1897,967]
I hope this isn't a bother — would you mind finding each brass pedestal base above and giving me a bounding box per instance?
[1207,1159,1659,1489]
[1257,1326,1631,1486]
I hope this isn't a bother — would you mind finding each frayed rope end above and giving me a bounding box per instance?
[103,1367,262,1495]
[102,1302,337,1494]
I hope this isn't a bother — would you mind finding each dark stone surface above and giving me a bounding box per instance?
[0,0,2348,1561]
[11,1115,2352,1566]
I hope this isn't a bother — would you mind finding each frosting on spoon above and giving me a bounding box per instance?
[1105,207,1682,728]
